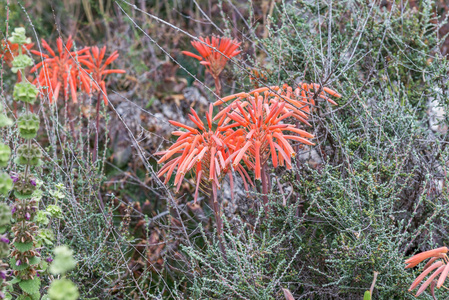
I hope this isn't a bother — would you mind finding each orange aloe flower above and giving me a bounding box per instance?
[212,90,315,181]
[182,36,241,79]
[30,36,91,103]
[405,246,449,296]
[79,46,125,105]
[182,36,241,96]
[214,83,340,126]
[155,104,243,202]
[0,40,34,66]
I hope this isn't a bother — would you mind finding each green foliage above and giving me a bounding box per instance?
[18,278,41,295]
[46,246,79,300]
[13,82,39,104]
[17,113,40,140]
[49,245,76,275]
[13,242,34,252]
[0,103,12,128]
[159,1,449,299]
[48,279,79,300]
[46,205,62,219]
[16,292,40,300]
[11,55,33,73]
[0,173,12,196]
[0,143,11,167]
[34,211,50,226]
[0,203,11,227]
[0,239,9,257]
[8,27,31,45]
[0,114,13,128]
[10,257,40,271]
[16,144,42,166]
[14,173,37,199]
[3,1,449,299]
[37,228,54,246]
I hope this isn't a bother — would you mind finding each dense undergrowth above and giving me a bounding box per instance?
[1,0,449,299]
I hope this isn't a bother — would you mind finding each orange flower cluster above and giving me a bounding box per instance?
[78,46,125,105]
[0,40,34,66]
[155,105,239,201]
[405,246,449,296]
[156,83,340,202]
[30,36,91,103]
[215,83,340,126]
[182,36,241,79]
[30,37,125,104]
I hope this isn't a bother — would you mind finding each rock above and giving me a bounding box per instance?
[428,90,448,134]
[109,101,142,167]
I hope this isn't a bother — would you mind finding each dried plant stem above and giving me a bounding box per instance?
[211,184,226,257]
[214,76,222,97]
[261,162,269,215]
[65,96,75,135]
[0,0,10,96]
[93,92,101,163]
[370,271,379,295]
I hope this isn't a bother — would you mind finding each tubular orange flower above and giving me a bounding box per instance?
[79,46,125,105]
[182,36,241,79]
[438,263,449,288]
[416,265,445,296]
[404,246,449,296]
[405,247,448,269]
[30,36,91,103]
[409,261,443,291]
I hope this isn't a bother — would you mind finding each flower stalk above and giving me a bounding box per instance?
[7,27,43,298]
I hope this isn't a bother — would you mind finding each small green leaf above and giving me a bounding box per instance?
[38,228,55,246]
[18,291,40,300]
[28,256,41,265]
[35,211,50,225]
[40,260,48,271]
[13,241,34,252]
[10,258,29,271]
[364,291,371,300]
[9,277,21,285]
[46,205,63,218]
[18,277,40,295]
